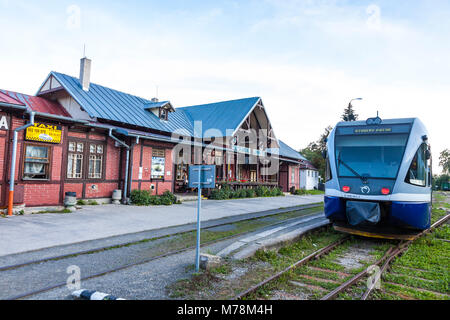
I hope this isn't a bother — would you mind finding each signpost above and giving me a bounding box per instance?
[188,165,216,272]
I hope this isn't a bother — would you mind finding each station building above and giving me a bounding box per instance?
[0,58,317,211]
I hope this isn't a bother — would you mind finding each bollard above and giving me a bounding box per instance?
[112,189,122,205]
[64,192,77,211]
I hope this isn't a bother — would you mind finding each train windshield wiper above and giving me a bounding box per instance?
[337,152,368,184]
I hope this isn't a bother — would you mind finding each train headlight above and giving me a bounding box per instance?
[342,186,350,193]
[381,188,390,195]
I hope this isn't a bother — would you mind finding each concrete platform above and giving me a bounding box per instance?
[0,195,323,257]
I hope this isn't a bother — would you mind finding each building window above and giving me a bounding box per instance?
[159,108,168,121]
[67,142,83,179]
[151,148,165,179]
[23,145,50,180]
[88,143,103,179]
[291,170,295,183]
[251,170,257,182]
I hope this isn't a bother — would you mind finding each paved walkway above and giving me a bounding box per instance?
[0,195,323,257]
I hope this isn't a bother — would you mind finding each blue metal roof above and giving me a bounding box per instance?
[278,140,307,161]
[46,72,262,139]
[179,97,260,138]
[49,72,193,136]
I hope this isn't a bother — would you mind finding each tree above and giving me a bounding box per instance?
[300,126,333,179]
[439,149,450,175]
[433,174,450,190]
[341,103,359,121]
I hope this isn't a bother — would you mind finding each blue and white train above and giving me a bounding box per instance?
[324,117,432,239]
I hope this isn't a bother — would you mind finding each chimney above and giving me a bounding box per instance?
[80,57,92,91]
[151,97,159,103]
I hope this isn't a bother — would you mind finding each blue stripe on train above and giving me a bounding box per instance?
[325,196,431,230]
[324,196,346,221]
[390,201,431,230]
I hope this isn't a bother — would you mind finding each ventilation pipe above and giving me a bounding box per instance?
[109,128,130,203]
[8,111,35,216]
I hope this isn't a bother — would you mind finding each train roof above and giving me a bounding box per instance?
[335,118,417,127]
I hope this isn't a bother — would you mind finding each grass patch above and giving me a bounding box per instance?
[371,193,450,300]
[292,189,325,196]
[34,208,71,214]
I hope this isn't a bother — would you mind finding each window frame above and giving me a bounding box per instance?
[22,143,52,181]
[405,143,428,187]
[67,141,84,179]
[66,139,106,181]
[88,142,104,179]
[325,154,333,182]
[159,107,169,121]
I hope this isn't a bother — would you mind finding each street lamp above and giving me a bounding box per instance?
[349,98,363,108]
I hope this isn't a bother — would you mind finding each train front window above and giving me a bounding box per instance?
[405,143,428,187]
[335,134,408,179]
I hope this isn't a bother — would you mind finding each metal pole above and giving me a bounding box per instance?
[8,112,35,216]
[195,166,202,272]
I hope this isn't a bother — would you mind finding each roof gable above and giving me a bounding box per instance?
[0,89,70,116]
[179,97,260,138]
[42,72,193,136]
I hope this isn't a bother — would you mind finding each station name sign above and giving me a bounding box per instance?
[232,145,266,157]
[26,122,62,144]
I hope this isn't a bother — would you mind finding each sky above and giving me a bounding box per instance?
[0,0,449,173]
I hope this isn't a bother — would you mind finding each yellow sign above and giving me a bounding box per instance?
[26,123,62,144]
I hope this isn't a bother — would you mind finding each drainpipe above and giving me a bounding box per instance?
[8,111,35,216]
[128,136,140,197]
[109,128,130,204]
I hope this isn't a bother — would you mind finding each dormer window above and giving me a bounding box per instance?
[159,107,168,121]
[145,101,175,121]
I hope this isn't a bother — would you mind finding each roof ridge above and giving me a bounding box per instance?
[177,96,260,109]
[52,71,154,105]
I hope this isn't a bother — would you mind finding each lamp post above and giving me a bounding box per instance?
[349,98,363,108]
[344,98,362,122]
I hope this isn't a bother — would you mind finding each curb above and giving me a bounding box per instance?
[72,289,125,300]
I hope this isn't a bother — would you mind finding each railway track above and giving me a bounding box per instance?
[234,214,450,301]
[0,203,323,272]
[1,207,327,300]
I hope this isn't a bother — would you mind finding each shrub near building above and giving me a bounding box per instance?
[209,184,284,200]
[130,190,179,206]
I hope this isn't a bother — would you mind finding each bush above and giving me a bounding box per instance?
[270,187,284,197]
[255,186,265,197]
[161,191,177,205]
[209,189,224,200]
[130,189,152,206]
[236,189,247,198]
[246,189,256,198]
[130,189,178,206]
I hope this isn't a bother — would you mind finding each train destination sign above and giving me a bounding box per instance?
[25,122,62,144]
[354,127,392,134]
[336,124,411,136]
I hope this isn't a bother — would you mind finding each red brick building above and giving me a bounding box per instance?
[0,58,308,212]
